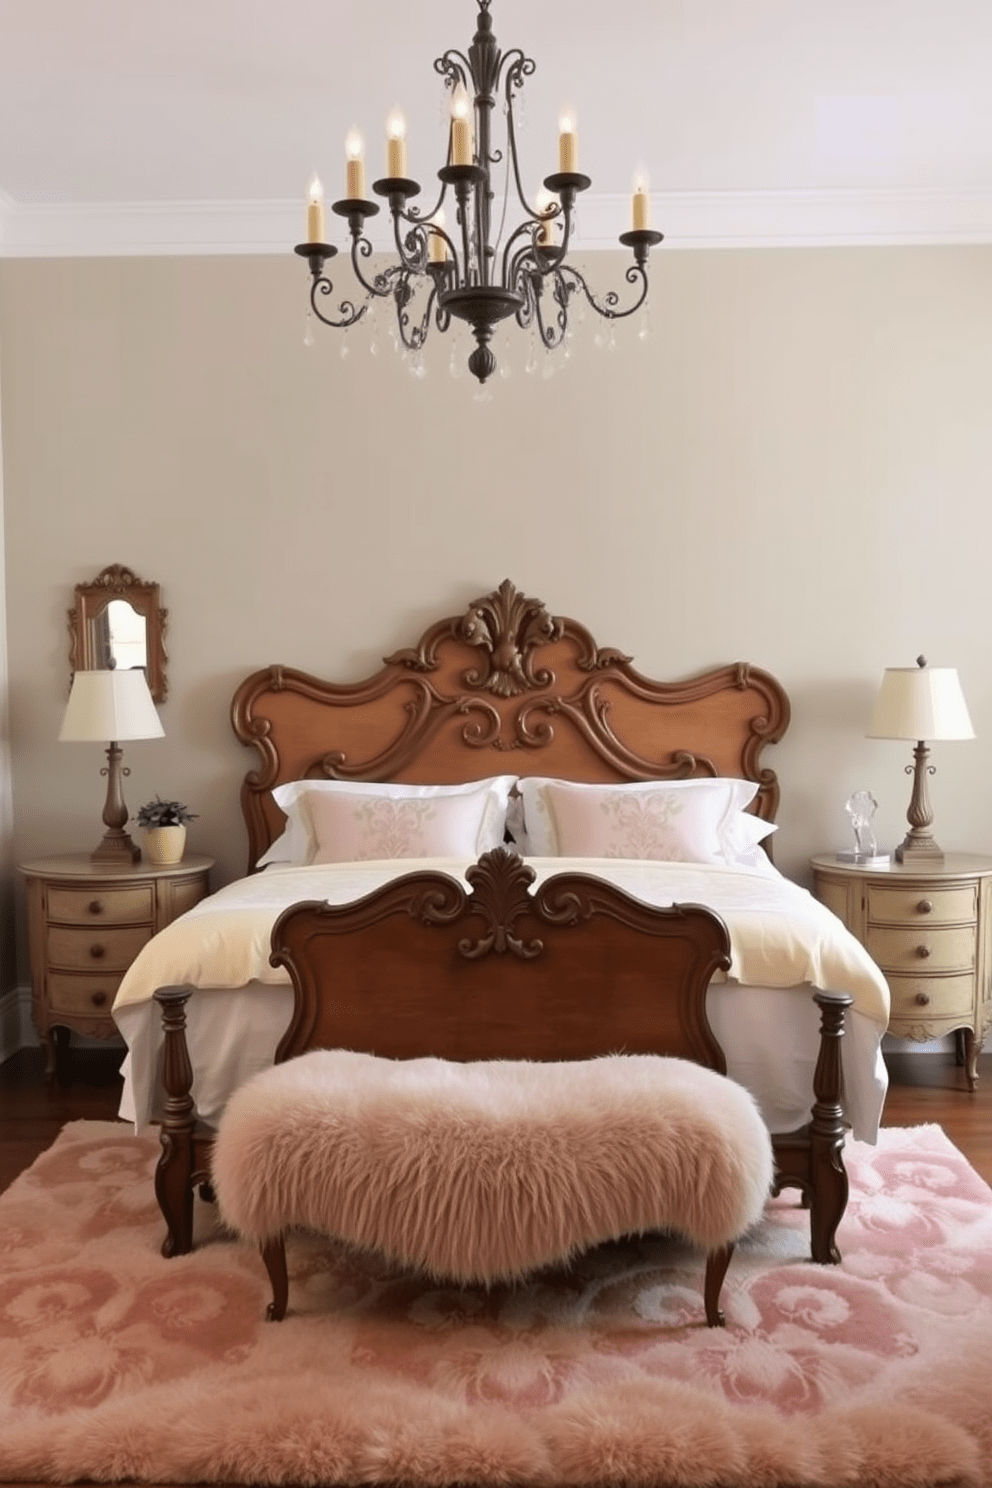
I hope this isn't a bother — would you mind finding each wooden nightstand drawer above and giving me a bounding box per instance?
[810,852,992,1092]
[47,924,152,972]
[47,972,123,1017]
[866,923,974,975]
[47,884,154,925]
[20,852,214,1085]
[866,884,976,927]
[888,974,975,1022]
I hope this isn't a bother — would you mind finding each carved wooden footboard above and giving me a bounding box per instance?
[153,848,852,1265]
[151,581,852,1262]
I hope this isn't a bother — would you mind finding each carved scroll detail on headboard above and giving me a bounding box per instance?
[386,579,630,698]
[231,582,791,874]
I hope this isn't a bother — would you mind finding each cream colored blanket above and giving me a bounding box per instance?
[113,857,889,1027]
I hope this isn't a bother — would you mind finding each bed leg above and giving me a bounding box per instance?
[704,1243,733,1327]
[153,984,198,1259]
[808,991,853,1265]
[262,1237,289,1321]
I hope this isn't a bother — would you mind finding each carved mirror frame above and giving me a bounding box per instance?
[68,564,169,703]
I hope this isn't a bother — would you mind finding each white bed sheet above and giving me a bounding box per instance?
[112,855,889,1144]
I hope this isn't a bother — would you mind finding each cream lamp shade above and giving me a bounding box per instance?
[60,668,165,744]
[866,656,973,863]
[60,669,164,862]
[867,664,974,744]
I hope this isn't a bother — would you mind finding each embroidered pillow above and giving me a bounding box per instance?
[517,776,774,867]
[258,776,516,867]
[307,789,502,863]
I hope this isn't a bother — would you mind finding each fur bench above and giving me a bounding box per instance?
[212,1049,774,1326]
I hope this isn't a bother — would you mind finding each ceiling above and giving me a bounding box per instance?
[1,0,990,256]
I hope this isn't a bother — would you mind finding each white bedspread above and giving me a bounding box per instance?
[112,857,890,1140]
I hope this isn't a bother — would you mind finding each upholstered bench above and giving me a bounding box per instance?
[211,1048,774,1327]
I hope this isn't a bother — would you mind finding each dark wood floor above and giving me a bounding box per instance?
[2,1044,990,1193]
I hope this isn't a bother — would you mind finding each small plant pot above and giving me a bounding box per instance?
[143,824,186,866]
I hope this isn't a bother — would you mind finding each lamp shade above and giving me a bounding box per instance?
[867,662,974,743]
[59,669,165,743]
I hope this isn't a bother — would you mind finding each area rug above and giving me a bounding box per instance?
[0,1122,989,1487]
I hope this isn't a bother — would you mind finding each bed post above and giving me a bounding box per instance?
[807,990,853,1264]
[152,984,199,1258]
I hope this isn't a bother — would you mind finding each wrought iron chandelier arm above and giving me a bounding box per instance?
[308,273,367,330]
[530,269,571,350]
[559,259,651,322]
[500,221,535,285]
[392,272,439,352]
[501,52,538,217]
[347,234,396,300]
[391,214,429,273]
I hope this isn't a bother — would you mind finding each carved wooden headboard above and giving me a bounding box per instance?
[231,580,791,872]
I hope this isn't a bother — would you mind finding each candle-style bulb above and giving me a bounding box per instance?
[386,108,407,178]
[558,111,577,174]
[345,127,366,200]
[306,174,325,243]
[450,82,473,166]
[451,82,470,123]
[632,172,650,231]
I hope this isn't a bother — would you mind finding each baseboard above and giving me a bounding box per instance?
[0,985,37,1064]
[0,985,123,1064]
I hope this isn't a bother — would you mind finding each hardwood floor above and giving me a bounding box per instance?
[2,1044,991,1193]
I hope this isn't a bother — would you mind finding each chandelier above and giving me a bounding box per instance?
[294,0,663,385]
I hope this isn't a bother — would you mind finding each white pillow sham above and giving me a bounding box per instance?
[258,776,516,867]
[516,776,776,868]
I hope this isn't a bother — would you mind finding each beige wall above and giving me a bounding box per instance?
[0,346,14,1000]
[1,247,990,985]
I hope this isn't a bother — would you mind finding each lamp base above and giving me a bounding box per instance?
[92,829,141,864]
[894,833,944,864]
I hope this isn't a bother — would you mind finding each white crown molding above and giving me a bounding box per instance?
[1,187,990,258]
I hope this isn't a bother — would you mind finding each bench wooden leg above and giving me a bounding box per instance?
[704,1242,733,1327]
[262,1236,289,1321]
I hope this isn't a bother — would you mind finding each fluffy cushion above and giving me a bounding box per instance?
[517,775,776,867]
[212,1050,774,1285]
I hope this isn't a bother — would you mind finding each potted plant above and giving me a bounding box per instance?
[135,797,197,866]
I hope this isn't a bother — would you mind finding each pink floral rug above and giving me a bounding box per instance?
[0,1120,989,1486]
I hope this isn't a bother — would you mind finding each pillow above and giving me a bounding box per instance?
[517,776,774,868]
[726,809,779,871]
[258,776,516,867]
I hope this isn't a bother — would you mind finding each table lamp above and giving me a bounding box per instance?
[867,655,974,863]
[59,668,165,862]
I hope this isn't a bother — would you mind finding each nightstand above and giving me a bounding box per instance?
[19,853,213,1083]
[810,852,992,1090]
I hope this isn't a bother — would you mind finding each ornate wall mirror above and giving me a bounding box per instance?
[68,564,169,703]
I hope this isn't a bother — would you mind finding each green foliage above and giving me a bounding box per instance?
[135,797,197,828]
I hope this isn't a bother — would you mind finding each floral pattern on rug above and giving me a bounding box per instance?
[0,1119,989,1487]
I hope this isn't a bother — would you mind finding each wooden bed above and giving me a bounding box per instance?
[153,580,852,1266]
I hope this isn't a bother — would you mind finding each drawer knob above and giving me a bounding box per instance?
[89,944,106,960]
[915,992,931,1006]
[91,990,108,1008]
[88,899,105,916]
[916,899,933,915]
[915,944,931,959]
